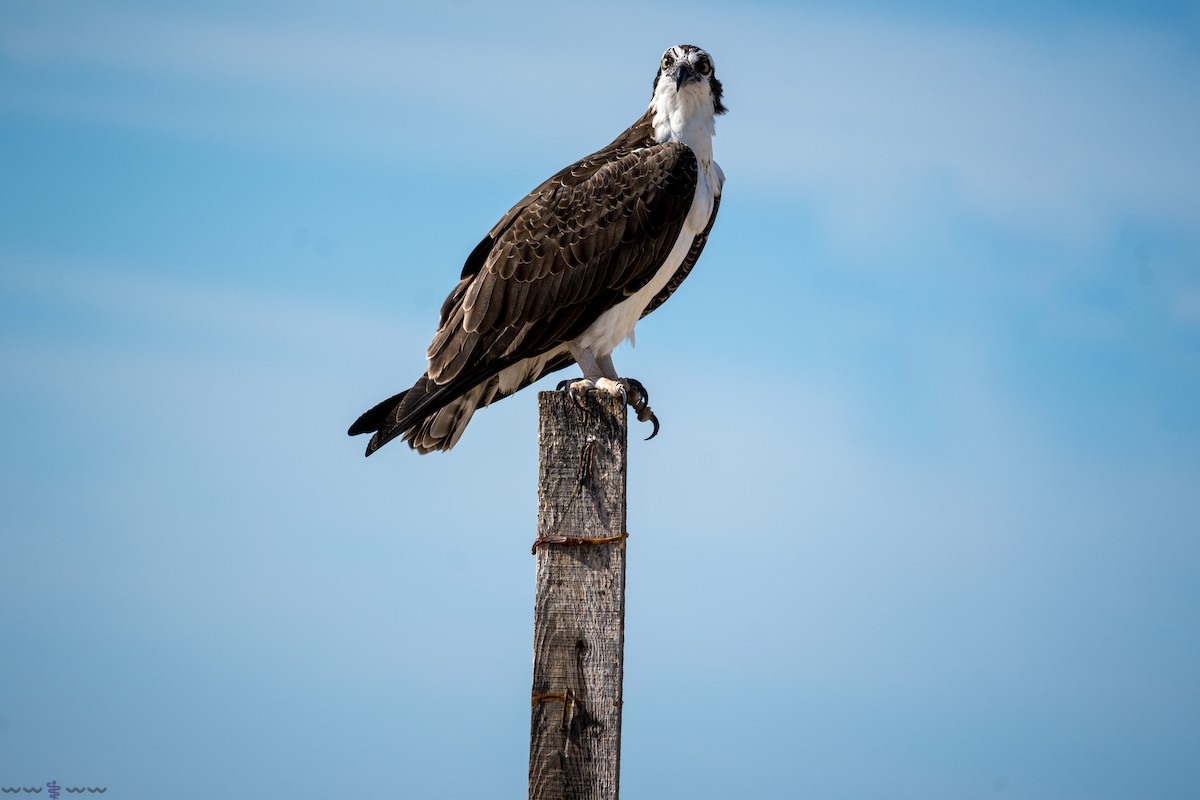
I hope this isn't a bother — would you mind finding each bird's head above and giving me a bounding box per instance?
[652,44,726,117]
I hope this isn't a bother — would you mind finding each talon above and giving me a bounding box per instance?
[594,377,626,401]
[638,405,660,440]
[625,378,649,406]
[619,378,648,414]
[558,373,658,439]
[557,377,593,409]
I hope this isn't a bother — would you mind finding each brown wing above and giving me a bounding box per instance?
[351,121,701,453]
[641,192,720,318]
[426,140,698,383]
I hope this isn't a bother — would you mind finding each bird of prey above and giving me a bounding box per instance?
[349,44,725,455]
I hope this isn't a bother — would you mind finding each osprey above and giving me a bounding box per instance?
[349,44,726,454]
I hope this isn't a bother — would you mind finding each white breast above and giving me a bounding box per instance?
[573,77,722,360]
[574,156,721,358]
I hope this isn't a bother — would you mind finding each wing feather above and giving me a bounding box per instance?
[641,193,721,318]
[429,139,697,388]
[359,111,707,453]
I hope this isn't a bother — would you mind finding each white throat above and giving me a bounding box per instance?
[649,80,716,164]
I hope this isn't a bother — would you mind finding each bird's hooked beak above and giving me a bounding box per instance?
[671,63,697,88]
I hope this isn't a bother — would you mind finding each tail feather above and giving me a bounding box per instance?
[347,390,408,437]
[350,377,481,456]
[348,351,577,456]
[348,376,463,456]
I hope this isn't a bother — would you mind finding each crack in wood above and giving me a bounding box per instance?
[529,392,627,800]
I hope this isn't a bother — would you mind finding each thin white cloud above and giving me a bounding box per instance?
[0,254,422,366]
[2,3,427,94]
[720,10,1200,248]
[2,1,1197,257]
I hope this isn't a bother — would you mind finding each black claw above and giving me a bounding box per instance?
[625,378,649,406]
[557,376,588,408]
[620,378,657,439]
[638,406,660,440]
[569,385,587,409]
[558,375,657,437]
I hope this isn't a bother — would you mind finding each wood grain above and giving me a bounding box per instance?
[529,391,628,800]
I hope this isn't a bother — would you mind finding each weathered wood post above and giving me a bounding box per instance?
[529,391,628,800]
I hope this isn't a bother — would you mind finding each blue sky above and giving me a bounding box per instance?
[2,1,1198,797]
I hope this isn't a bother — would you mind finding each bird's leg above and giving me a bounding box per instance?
[557,347,629,406]
[556,346,612,408]
[599,355,660,441]
[555,348,660,439]
[592,353,627,400]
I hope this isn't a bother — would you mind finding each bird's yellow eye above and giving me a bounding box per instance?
[661,54,671,70]
[696,57,711,75]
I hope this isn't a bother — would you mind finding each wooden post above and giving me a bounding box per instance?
[529,391,628,800]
